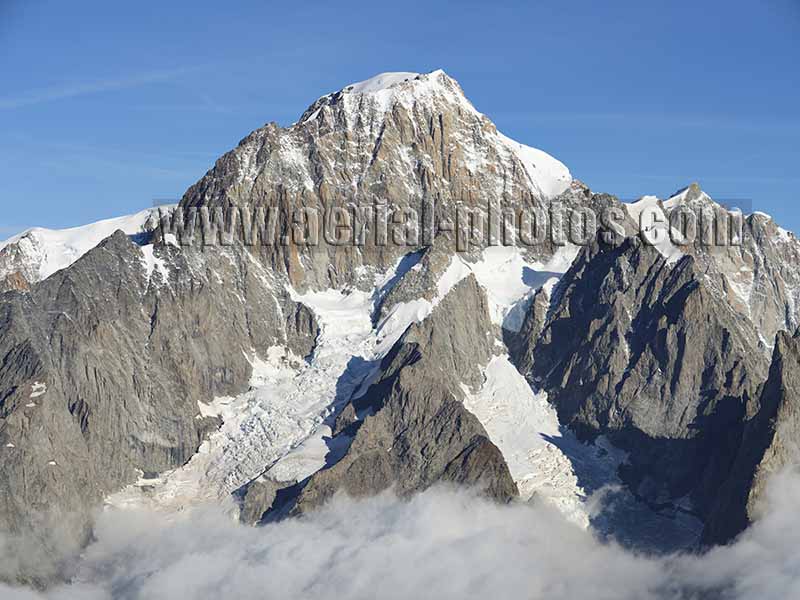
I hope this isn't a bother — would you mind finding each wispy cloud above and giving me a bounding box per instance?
[0,66,201,110]
[132,92,236,114]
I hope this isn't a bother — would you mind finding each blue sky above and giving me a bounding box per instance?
[1,0,798,237]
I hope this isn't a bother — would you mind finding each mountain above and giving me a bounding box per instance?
[1,70,799,585]
[180,69,572,290]
[0,207,168,289]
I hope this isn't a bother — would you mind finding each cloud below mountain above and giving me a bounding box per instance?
[2,468,799,600]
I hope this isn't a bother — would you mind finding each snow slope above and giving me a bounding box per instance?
[624,196,684,264]
[105,247,581,520]
[462,355,590,527]
[461,353,704,549]
[496,131,572,199]
[107,290,374,513]
[105,255,471,514]
[94,230,702,549]
[0,206,173,282]
[468,244,577,330]
[346,71,421,94]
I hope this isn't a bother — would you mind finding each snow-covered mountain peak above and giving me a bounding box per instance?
[0,206,171,284]
[340,69,463,99]
[664,184,788,231]
[346,69,469,102]
[344,71,424,94]
[185,69,573,266]
[298,68,477,125]
[663,183,757,224]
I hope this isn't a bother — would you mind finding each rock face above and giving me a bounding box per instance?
[0,272,29,293]
[516,231,766,518]
[665,184,800,346]
[241,275,517,523]
[0,232,318,583]
[296,276,516,507]
[513,189,800,539]
[703,328,800,545]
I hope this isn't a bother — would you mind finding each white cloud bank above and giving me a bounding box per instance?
[2,469,799,600]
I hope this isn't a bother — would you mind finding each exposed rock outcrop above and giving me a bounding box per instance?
[516,227,770,521]
[0,231,318,583]
[0,272,29,293]
[703,328,800,545]
[241,275,516,523]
